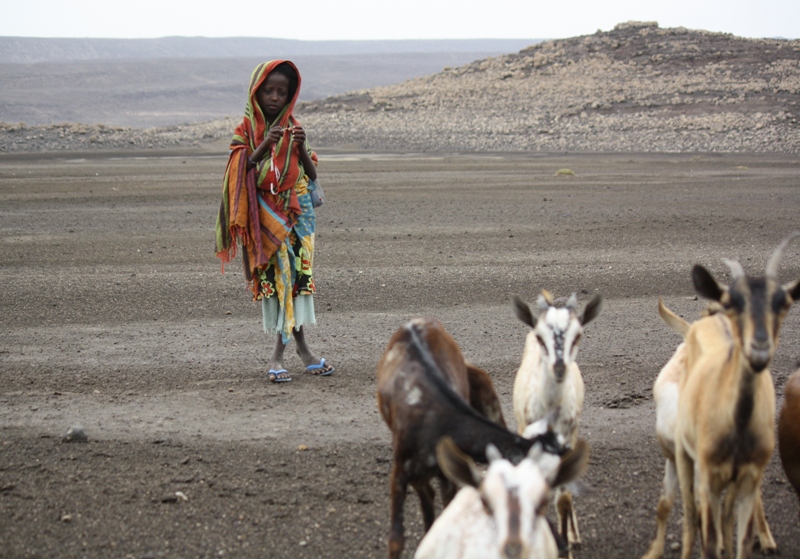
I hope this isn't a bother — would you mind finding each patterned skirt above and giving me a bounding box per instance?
[256,190,317,341]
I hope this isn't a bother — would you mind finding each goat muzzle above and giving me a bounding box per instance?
[503,539,524,559]
[554,361,566,382]
[749,345,771,373]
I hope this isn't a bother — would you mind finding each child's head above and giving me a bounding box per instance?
[256,62,299,121]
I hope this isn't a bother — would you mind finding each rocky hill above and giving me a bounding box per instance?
[299,21,800,152]
[2,22,799,153]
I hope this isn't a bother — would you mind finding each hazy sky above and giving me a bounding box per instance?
[3,0,798,41]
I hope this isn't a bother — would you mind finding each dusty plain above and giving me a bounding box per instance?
[1,148,800,559]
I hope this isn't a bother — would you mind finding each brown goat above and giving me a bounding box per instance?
[376,317,563,559]
[778,367,800,514]
[674,232,800,559]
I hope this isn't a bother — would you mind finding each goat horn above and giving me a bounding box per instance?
[722,258,745,280]
[537,293,551,312]
[566,293,578,310]
[765,231,800,278]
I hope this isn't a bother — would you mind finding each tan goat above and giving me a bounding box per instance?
[778,367,800,514]
[672,232,800,559]
[641,299,776,559]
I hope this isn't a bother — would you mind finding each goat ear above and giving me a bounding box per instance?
[580,295,603,326]
[550,438,590,488]
[566,293,578,311]
[785,279,800,303]
[692,265,726,302]
[436,437,481,488]
[512,296,536,328]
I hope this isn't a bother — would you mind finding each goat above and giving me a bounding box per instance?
[414,436,589,559]
[778,367,800,515]
[377,317,563,559]
[511,290,602,551]
[672,232,799,559]
[641,299,776,559]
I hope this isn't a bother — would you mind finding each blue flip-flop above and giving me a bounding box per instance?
[268,369,292,383]
[306,358,335,376]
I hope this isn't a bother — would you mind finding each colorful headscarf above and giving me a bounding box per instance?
[215,60,312,293]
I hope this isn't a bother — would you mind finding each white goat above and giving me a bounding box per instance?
[414,435,589,559]
[511,290,602,550]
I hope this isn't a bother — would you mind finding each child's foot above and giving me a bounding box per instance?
[305,358,335,376]
[268,369,292,383]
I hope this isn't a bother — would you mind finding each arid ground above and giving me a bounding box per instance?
[1,149,800,559]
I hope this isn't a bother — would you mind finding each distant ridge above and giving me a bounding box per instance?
[3,23,799,153]
[0,37,542,64]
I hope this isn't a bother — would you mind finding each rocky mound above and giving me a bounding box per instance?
[2,22,799,153]
[299,21,800,152]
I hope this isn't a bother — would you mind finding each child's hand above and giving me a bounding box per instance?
[265,125,284,147]
[290,126,307,144]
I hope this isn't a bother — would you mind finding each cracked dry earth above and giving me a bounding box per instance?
[1,148,800,559]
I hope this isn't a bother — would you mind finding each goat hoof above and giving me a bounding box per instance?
[388,537,404,559]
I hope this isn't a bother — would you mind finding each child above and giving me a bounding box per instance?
[215,60,334,383]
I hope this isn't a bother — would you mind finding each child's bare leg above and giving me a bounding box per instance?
[293,326,317,366]
[294,326,334,374]
[267,333,291,381]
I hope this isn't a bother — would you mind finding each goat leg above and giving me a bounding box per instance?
[567,494,581,546]
[676,446,697,559]
[556,487,578,558]
[388,463,408,559]
[698,481,723,559]
[733,473,760,559]
[753,489,776,554]
[642,459,678,559]
[414,480,437,532]
[723,484,738,557]
[546,517,569,558]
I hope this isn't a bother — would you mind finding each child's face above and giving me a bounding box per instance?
[256,73,291,121]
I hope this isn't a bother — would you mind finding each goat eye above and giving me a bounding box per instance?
[729,292,746,311]
[772,290,787,311]
[536,335,546,347]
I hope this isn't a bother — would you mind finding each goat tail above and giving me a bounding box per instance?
[658,297,690,338]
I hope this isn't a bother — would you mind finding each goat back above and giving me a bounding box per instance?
[376,318,470,430]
